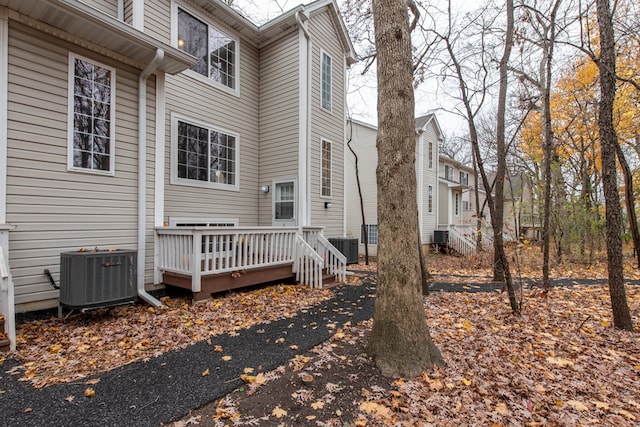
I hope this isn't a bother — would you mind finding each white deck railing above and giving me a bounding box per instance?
[157,226,340,291]
[293,235,324,288]
[447,227,477,256]
[302,228,346,283]
[0,246,15,351]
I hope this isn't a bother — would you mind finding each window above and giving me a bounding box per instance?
[361,224,378,245]
[428,141,433,169]
[463,201,469,212]
[172,115,238,189]
[177,7,237,91]
[68,54,115,173]
[459,171,469,185]
[321,51,332,111]
[445,165,454,181]
[321,139,332,197]
[428,186,433,213]
[275,182,295,221]
[455,193,460,216]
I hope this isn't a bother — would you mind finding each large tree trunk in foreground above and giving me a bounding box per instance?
[596,0,633,331]
[367,0,443,377]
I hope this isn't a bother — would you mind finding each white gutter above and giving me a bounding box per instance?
[295,10,311,227]
[117,0,124,21]
[138,49,164,307]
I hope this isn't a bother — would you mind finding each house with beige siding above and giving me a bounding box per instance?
[345,115,442,256]
[0,0,356,351]
[345,115,482,257]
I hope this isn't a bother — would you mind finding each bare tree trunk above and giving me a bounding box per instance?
[615,144,640,268]
[493,0,519,313]
[540,0,562,290]
[596,0,633,331]
[346,120,370,264]
[367,0,443,377]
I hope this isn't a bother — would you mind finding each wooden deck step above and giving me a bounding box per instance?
[322,272,340,289]
[0,316,9,353]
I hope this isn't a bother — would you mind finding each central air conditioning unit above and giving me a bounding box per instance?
[59,250,137,310]
[328,238,359,264]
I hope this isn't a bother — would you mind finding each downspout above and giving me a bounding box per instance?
[295,10,311,227]
[138,49,164,307]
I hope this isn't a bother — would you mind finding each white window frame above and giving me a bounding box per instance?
[428,185,433,213]
[320,138,332,198]
[272,179,297,226]
[320,49,332,112]
[454,192,460,217]
[170,113,240,191]
[428,141,433,169]
[171,1,240,97]
[361,224,378,245]
[67,53,116,175]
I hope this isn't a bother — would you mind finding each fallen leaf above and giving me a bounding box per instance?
[546,356,575,367]
[84,387,95,398]
[567,400,589,411]
[617,409,637,420]
[272,406,287,418]
[214,346,223,353]
[221,356,232,361]
[495,402,509,416]
[201,368,210,377]
[592,401,610,410]
[311,401,325,410]
[64,395,74,403]
[85,378,100,385]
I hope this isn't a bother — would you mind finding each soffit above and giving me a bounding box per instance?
[0,0,196,74]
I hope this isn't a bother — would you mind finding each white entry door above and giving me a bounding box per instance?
[273,180,296,226]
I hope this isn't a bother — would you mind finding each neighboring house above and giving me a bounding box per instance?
[0,0,356,351]
[346,116,487,257]
[503,173,540,241]
[345,115,443,256]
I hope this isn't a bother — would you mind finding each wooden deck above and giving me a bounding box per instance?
[163,264,296,301]
[156,226,347,301]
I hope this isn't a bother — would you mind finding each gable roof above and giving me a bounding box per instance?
[189,0,357,64]
[415,114,444,139]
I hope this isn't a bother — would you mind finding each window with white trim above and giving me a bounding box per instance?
[321,51,332,111]
[275,182,295,221]
[68,54,115,173]
[361,224,378,245]
[172,115,238,189]
[455,192,460,216]
[459,171,469,185]
[428,185,433,213]
[177,6,237,90]
[428,141,433,169]
[445,165,454,181]
[321,139,332,197]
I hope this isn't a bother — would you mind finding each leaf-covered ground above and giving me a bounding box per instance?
[12,284,335,388]
[175,281,640,427]
[4,246,640,426]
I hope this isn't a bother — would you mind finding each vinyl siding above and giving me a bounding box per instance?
[438,181,449,228]
[308,10,345,237]
[257,32,300,226]
[82,0,119,19]
[345,121,378,256]
[6,23,151,309]
[419,121,439,243]
[163,13,260,225]
[144,0,170,44]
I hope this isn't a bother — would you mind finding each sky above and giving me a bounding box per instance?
[230,0,466,139]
